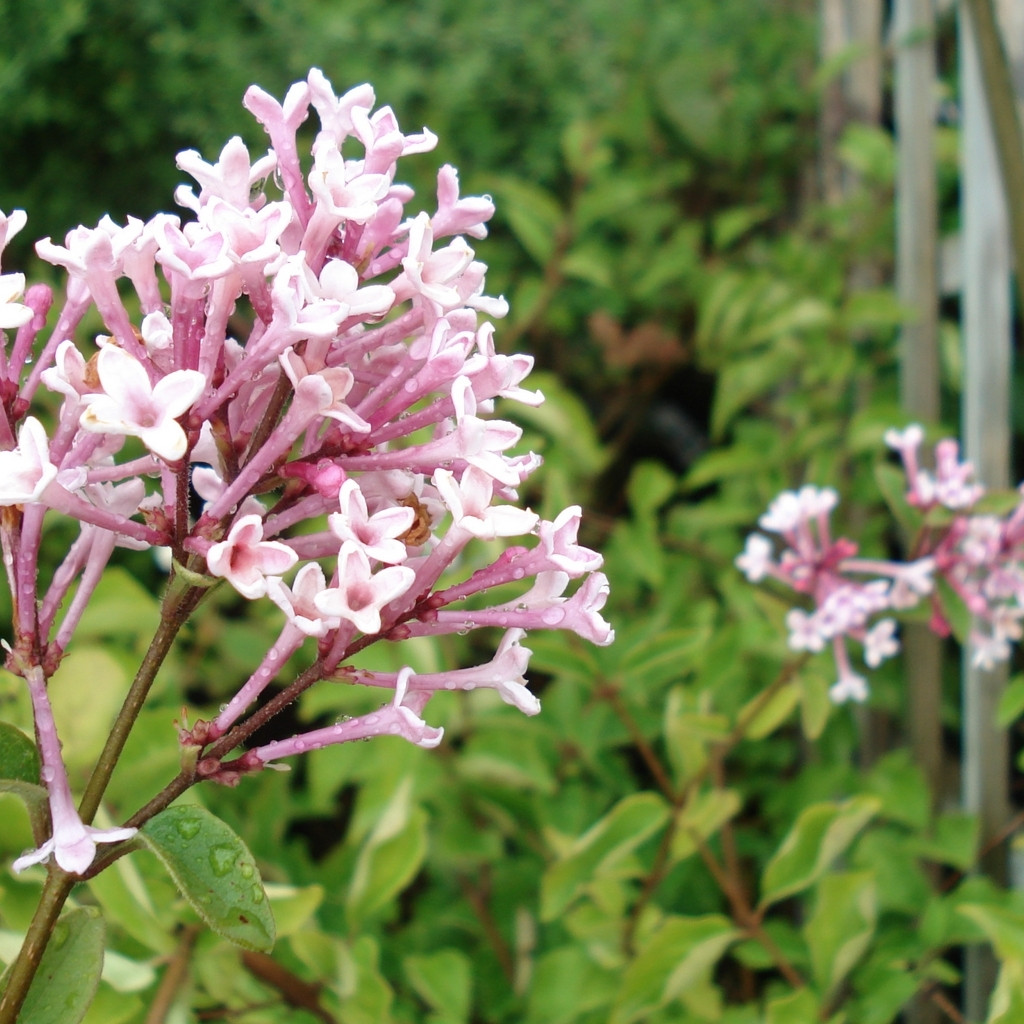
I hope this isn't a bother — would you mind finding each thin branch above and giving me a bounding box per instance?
[240,951,336,1024]
[457,868,516,984]
[144,925,200,1024]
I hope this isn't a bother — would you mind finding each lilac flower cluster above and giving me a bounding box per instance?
[0,70,612,874]
[736,425,1023,703]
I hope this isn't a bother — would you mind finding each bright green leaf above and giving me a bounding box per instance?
[4,907,105,1024]
[759,796,880,910]
[86,851,174,955]
[404,950,472,1024]
[909,813,979,871]
[265,883,324,938]
[346,777,427,929]
[958,904,1024,962]
[671,788,742,862]
[798,669,832,740]
[611,915,739,1024]
[740,681,801,740]
[765,987,821,1024]
[524,945,618,1024]
[335,935,394,1024]
[626,461,678,518]
[139,804,275,952]
[541,792,669,920]
[804,871,877,998]
[985,959,1024,1024]
[997,674,1024,727]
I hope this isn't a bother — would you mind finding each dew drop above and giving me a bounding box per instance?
[512,568,526,580]
[209,844,237,877]
[40,765,55,783]
[176,816,202,840]
[218,703,229,713]
[238,861,255,879]
[267,649,279,662]
[541,607,566,626]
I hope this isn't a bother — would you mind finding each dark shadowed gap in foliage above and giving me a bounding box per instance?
[594,365,715,516]
[288,783,359,863]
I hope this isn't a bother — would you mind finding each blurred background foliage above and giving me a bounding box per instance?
[3,1,1018,1023]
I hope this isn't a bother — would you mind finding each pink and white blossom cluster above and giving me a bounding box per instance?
[736,426,1024,703]
[0,70,611,874]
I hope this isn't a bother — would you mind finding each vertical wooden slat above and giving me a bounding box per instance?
[892,10,942,1023]
[959,1,1015,1015]
[893,0,943,815]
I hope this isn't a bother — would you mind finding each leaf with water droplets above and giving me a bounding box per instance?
[139,804,275,951]
[3,907,105,1024]
[0,722,40,783]
[0,723,48,837]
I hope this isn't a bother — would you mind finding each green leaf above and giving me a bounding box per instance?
[863,750,931,829]
[712,204,769,250]
[909,812,979,870]
[986,959,1024,1024]
[740,681,801,740]
[345,776,427,929]
[524,946,618,1024]
[3,907,105,1024]
[611,915,739,1024]
[759,796,880,910]
[671,788,743,862]
[958,904,1024,962]
[619,627,711,690]
[86,850,174,955]
[626,461,677,518]
[0,723,39,783]
[336,935,395,1024]
[265,883,324,938]
[541,792,669,920]
[997,674,1024,727]
[798,668,832,740]
[710,345,798,437]
[492,177,564,265]
[804,871,877,998]
[764,987,821,1024]
[139,804,275,952]
[663,690,730,784]
[873,461,919,536]
[403,950,472,1024]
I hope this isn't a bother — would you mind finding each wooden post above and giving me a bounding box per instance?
[893,0,943,815]
[959,1,1016,1015]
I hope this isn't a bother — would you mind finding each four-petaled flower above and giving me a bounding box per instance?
[81,344,206,461]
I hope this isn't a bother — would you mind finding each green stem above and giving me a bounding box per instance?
[78,575,205,824]
[0,575,206,1023]
[0,868,76,1024]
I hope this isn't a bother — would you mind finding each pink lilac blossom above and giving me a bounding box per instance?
[0,70,611,873]
[738,425,1024,701]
